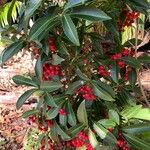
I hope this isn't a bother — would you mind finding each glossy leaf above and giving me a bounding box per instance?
[111,62,119,83]
[88,128,99,148]
[67,123,85,138]
[44,93,57,107]
[2,40,25,63]
[12,75,38,87]
[40,81,63,92]
[66,80,84,95]
[16,89,37,110]
[98,119,116,128]
[55,122,71,141]
[77,100,88,126]
[138,55,150,63]
[96,80,116,98]
[62,14,80,46]
[59,113,67,126]
[93,122,108,139]
[123,133,150,150]
[67,101,77,126]
[29,16,58,41]
[122,57,141,68]
[108,110,119,125]
[64,0,87,10]
[76,67,89,81]
[24,0,42,20]
[121,105,142,121]
[47,107,59,119]
[129,69,137,86]
[35,55,43,80]
[92,81,115,101]
[122,123,150,134]
[134,108,150,121]
[22,109,39,118]
[71,7,111,21]
[94,122,117,143]
[52,54,65,65]
[128,0,150,10]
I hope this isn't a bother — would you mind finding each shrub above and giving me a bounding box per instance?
[1,0,150,150]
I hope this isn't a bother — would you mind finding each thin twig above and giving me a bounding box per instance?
[135,19,150,107]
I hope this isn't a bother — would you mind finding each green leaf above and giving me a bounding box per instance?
[58,41,70,57]
[53,95,67,107]
[16,89,37,110]
[44,93,57,107]
[123,133,150,150]
[122,124,150,134]
[88,128,99,148]
[94,122,117,143]
[55,121,71,141]
[92,81,115,101]
[22,109,39,118]
[96,80,116,98]
[29,16,58,41]
[66,80,84,95]
[122,57,141,68]
[35,55,43,80]
[49,126,59,142]
[111,62,119,83]
[93,122,108,139]
[67,123,85,138]
[12,75,38,87]
[7,0,17,23]
[62,14,80,46]
[59,113,67,126]
[64,0,87,10]
[121,105,142,121]
[71,7,111,21]
[24,0,42,20]
[123,38,142,47]
[77,100,88,126]
[129,69,137,86]
[98,119,116,128]
[134,108,150,121]
[128,0,150,10]
[52,54,65,65]
[67,101,77,126]
[40,81,63,92]
[47,107,59,119]
[2,40,25,63]
[138,55,150,63]
[76,67,89,81]
[108,110,119,125]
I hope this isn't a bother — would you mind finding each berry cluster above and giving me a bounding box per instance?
[49,38,57,53]
[117,132,130,150]
[76,85,96,101]
[43,63,63,81]
[68,131,94,150]
[111,53,126,69]
[118,10,140,32]
[99,65,110,77]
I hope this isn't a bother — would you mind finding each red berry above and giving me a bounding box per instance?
[118,61,125,68]
[79,131,89,141]
[108,128,113,132]
[47,120,54,127]
[86,143,94,150]
[59,108,67,116]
